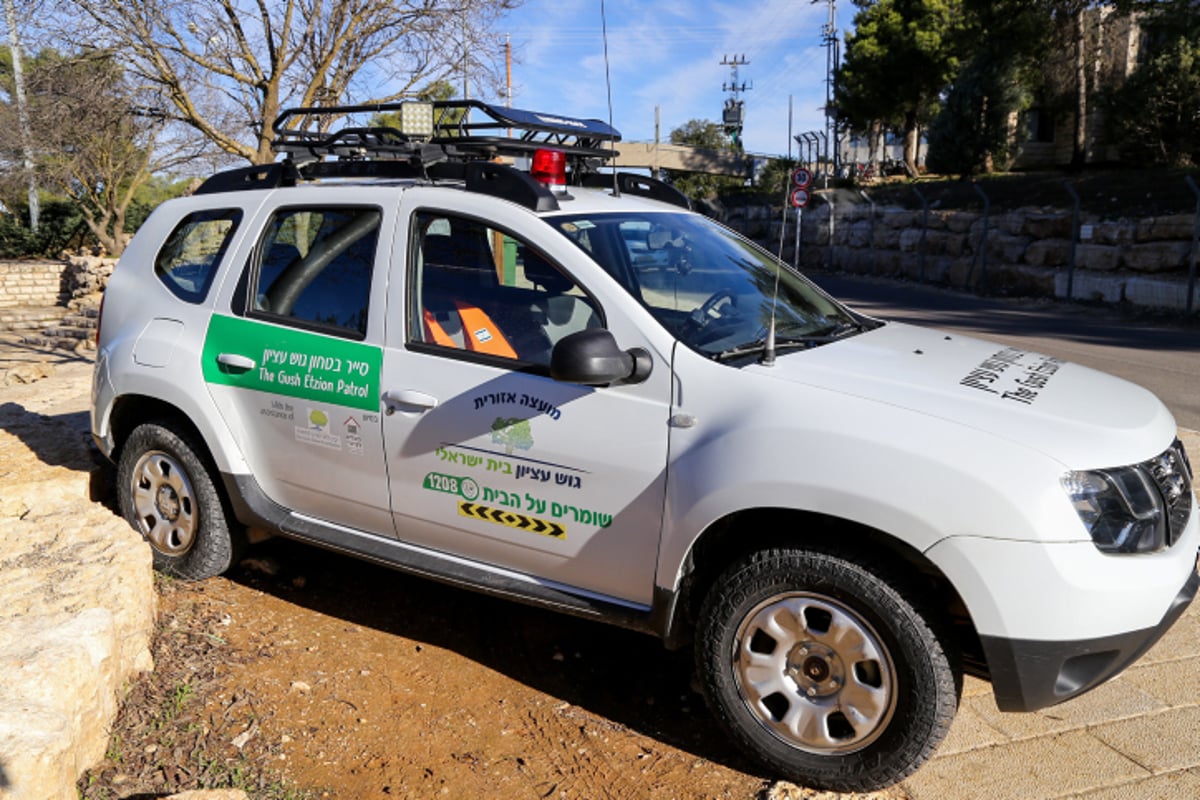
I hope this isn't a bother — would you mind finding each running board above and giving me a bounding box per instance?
[222,473,664,637]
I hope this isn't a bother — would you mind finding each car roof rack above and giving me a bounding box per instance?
[271,100,621,165]
[195,101,684,212]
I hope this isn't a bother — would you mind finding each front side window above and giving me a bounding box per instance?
[410,212,600,367]
[553,211,865,359]
[154,208,242,303]
[250,207,380,337]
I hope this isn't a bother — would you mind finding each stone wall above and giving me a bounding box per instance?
[0,262,70,309]
[0,257,114,311]
[724,202,1200,312]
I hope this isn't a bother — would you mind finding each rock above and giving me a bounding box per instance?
[1124,275,1200,310]
[1056,271,1125,303]
[1135,213,1194,243]
[1,362,55,386]
[944,211,979,234]
[1023,239,1072,267]
[1076,243,1122,272]
[987,233,1032,264]
[1122,241,1191,273]
[1020,211,1072,239]
[0,363,155,800]
[1090,219,1136,246]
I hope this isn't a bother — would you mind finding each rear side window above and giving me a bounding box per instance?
[154,209,242,303]
[250,207,381,338]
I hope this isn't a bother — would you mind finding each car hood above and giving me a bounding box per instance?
[745,322,1177,468]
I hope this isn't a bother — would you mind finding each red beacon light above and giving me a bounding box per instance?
[531,148,568,193]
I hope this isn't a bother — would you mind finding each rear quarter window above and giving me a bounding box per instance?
[154,209,242,303]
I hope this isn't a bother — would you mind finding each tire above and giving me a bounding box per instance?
[695,548,958,792]
[117,421,243,580]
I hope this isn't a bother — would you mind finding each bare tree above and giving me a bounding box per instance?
[61,0,522,165]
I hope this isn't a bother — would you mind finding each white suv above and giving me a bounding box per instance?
[91,100,1198,791]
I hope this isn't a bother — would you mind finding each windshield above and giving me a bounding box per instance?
[550,210,863,357]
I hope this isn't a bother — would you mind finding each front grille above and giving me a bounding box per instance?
[1142,439,1194,547]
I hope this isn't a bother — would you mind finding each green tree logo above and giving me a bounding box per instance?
[491,417,533,454]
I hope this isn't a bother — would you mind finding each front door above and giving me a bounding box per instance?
[380,205,672,605]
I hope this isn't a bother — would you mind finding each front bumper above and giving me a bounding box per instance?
[981,560,1199,711]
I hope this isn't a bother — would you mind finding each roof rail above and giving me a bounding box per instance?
[580,172,692,210]
[271,100,621,165]
[194,162,297,195]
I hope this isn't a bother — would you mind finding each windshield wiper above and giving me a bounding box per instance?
[712,322,866,362]
[713,336,823,362]
[808,320,867,339]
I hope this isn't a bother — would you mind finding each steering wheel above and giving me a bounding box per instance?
[687,287,738,331]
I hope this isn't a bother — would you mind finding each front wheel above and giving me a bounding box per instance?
[117,421,243,580]
[695,548,958,792]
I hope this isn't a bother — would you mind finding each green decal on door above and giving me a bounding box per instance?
[202,315,382,412]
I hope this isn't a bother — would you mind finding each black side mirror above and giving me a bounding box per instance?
[550,329,652,386]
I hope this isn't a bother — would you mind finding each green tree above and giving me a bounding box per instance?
[663,119,744,201]
[755,157,799,200]
[0,49,196,254]
[926,0,1047,175]
[836,0,964,176]
[1104,1,1200,166]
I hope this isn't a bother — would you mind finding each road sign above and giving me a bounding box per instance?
[790,187,810,208]
[791,168,813,189]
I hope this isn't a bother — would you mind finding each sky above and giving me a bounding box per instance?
[495,0,841,158]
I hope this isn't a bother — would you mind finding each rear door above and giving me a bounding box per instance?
[202,191,396,536]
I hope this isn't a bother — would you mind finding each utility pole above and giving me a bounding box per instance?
[817,0,839,181]
[3,0,38,233]
[720,55,751,150]
[505,34,512,108]
[654,105,661,180]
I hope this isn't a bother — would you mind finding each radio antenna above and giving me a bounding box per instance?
[763,100,796,367]
[600,0,619,196]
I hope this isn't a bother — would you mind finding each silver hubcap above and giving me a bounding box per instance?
[130,450,198,556]
[733,592,897,754]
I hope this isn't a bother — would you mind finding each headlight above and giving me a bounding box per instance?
[1062,467,1166,554]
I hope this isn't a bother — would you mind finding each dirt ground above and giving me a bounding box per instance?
[77,530,904,800]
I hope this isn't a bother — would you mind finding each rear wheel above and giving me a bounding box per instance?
[696,547,958,792]
[117,421,242,580]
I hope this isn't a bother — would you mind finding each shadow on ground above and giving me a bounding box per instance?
[226,534,759,780]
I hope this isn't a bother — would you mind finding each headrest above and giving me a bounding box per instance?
[520,246,571,293]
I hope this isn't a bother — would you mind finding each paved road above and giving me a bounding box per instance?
[812,274,1200,430]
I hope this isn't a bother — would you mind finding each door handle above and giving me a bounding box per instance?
[217,352,256,372]
[382,389,439,414]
